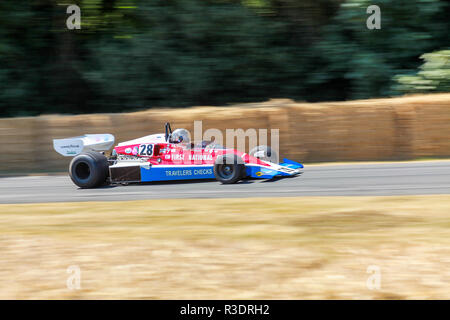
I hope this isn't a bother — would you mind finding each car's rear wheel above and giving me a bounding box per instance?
[69,152,109,188]
[214,154,245,184]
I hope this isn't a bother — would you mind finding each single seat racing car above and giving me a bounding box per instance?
[53,123,303,188]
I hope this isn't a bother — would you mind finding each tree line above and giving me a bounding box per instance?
[0,0,448,117]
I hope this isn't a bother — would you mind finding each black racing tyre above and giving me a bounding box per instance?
[69,152,109,188]
[214,154,245,184]
[249,145,278,163]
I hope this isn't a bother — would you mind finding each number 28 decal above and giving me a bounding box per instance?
[139,144,154,156]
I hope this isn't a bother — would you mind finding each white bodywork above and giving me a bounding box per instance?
[117,133,166,146]
[53,134,115,157]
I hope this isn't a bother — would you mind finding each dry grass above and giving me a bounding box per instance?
[0,196,449,299]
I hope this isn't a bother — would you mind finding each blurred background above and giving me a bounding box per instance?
[1,1,450,300]
[0,0,449,117]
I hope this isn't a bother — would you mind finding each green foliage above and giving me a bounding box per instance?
[81,0,295,110]
[394,50,450,93]
[306,0,449,100]
[0,0,449,117]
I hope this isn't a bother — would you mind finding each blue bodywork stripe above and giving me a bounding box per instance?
[140,159,303,182]
[246,166,279,179]
[141,166,215,182]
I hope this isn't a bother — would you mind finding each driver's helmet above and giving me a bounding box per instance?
[171,128,190,144]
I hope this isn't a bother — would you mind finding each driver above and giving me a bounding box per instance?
[170,128,191,144]
[171,128,219,149]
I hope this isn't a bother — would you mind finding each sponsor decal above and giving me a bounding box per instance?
[193,169,213,175]
[171,154,185,160]
[164,168,213,177]
[60,144,80,149]
[188,154,213,161]
[132,147,138,156]
[125,147,132,154]
[118,155,141,161]
[165,169,192,176]
[255,171,263,176]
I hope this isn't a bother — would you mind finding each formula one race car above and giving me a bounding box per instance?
[53,123,303,188]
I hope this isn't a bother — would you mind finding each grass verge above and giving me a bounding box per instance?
[0,195,449,299]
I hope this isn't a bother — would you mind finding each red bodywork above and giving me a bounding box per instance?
[114,142,269,167]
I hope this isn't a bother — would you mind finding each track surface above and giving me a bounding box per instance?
[1,161,450,204]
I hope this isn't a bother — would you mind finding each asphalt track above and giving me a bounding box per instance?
[1,161,450,204]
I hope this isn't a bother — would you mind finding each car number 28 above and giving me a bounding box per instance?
[139,144,154,156]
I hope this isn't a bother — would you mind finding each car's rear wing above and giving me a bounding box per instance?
[53,134,115,157]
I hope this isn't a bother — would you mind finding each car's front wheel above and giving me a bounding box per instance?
[69,152,109,188]
[214,154,245,184]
